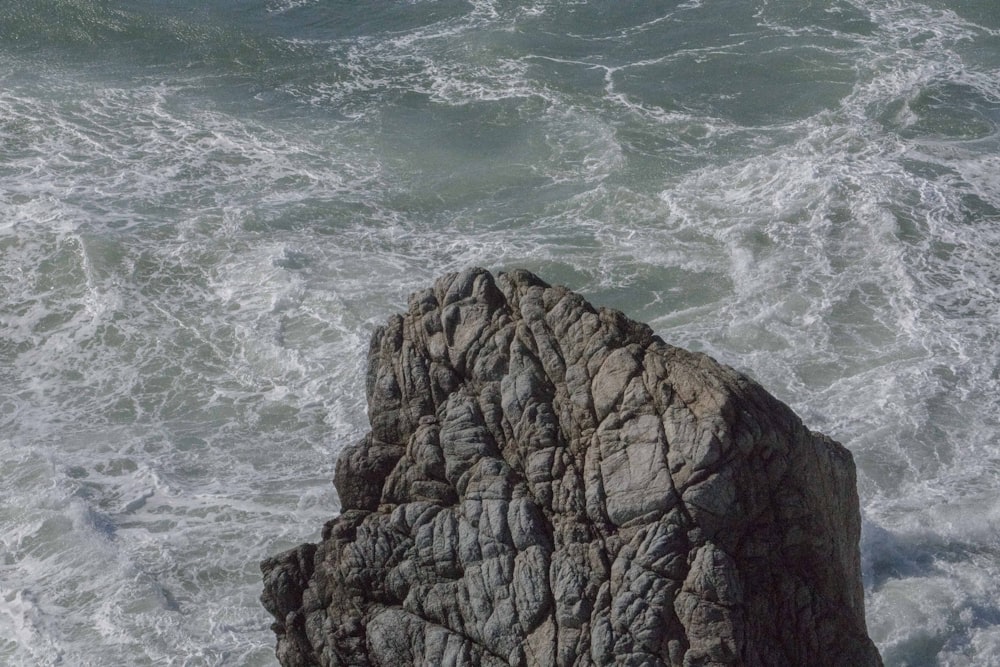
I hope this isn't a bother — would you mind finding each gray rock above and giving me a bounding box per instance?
[261,268,883,667]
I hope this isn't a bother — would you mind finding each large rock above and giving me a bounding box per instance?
[261,268,883,667]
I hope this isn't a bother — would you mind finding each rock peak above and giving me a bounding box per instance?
[261,267,883,666]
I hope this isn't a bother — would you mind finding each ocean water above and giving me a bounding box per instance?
[1,0,998,664]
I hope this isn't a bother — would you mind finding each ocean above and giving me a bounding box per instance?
[1,0,998,664]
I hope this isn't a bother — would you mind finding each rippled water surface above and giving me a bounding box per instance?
[2,1,999,664]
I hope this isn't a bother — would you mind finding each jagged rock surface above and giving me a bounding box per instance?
[261,268,883,667]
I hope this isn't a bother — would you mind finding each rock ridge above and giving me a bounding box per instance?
[261,267,883,667]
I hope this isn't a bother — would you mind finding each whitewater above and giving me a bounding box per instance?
[1,0,998,665]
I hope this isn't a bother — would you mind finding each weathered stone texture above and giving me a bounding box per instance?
[261,267,883,667]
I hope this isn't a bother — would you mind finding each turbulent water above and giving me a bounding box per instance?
[1,0,998,664]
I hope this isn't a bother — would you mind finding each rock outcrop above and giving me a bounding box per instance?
[261,268,883,667]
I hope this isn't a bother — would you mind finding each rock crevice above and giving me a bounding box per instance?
[261,267,883,667]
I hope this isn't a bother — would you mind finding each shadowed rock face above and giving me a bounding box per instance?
[261,268,883,667]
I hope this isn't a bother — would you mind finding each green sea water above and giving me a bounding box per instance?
[2,1,999,664]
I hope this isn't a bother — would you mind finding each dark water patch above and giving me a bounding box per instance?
[263,0,474,41]
[900,81,1000,142]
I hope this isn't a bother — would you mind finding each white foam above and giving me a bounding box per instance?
[3,0,1000,665]
[266,0,316,14]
